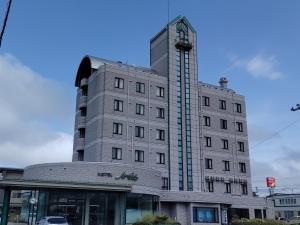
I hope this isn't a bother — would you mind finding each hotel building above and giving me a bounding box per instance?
[0,16,273,225]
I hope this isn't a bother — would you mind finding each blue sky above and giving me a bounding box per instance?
[1,0,300,195]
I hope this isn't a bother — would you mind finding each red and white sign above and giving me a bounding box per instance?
[266,177,276,188]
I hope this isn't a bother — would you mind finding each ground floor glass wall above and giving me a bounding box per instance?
[0,188,158,225]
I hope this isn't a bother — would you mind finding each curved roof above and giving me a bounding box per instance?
[75,55,156,87]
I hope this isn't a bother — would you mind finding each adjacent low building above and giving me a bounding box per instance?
[268,193,300,220]
[0,16,274,225]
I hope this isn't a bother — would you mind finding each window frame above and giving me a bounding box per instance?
[135,126,144,138]
[223,160,230,171]
[156,107,165,119]
[205,136,212,147]
[114,99,124,112]
[156,152,165,164]
[136,103,145,115]
[136,82,145,93]
[113,122,123,135]
[112,147,122,160]
[236,103,242,113]
[156,86,165,97]
[203,96,210,106]
[220,119,228,129]
[205,158,213,169]
[156,129,165,141]
[239,162,247,173]
[222,139,229,150]
[135,150,144,162]
[204,116,211,127]
[236,122,243,132]
[225,183,232,193]
[114,77,124,89]
[219,99,226,110]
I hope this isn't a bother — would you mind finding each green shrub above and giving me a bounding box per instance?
[232,218,286,225]
[133,215,181,225]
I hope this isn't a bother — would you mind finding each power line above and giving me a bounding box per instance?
[0,0,12,47]
[251,117,300,149]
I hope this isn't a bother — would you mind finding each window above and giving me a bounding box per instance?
[77,150,84,161]
[219,100,226,110]
[156,153,165,164]
[82,86,88,96]
[114,77,124,89]
[207,181,214,192]
[114,99,123,112]
[203,116,211,126]
[220,119,227,129]
[193,207,219,223]
[223,160,230,171]
[222,139,229,149]
[113,123,122,135]
[136,104,145,115]
[79,128,85,138]
[162,177,168,190]
[135,126,144,138]
[236,103,242,113]
[112,147,122,160]
[80,107,87,117]
[156,129,165,141]
[238,141,245,152]
[136,82,145,93]
[225,183,231,193]
[156,86,164,97]
[135,150,144,162]
[205,136,212,147]
[156,107,165,119]
[205,158,213,169]
[236,122,243,132]
[239,162,246,173]
[203,96,210,106]
[241,183,248,195]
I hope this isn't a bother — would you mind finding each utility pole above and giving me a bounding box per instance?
[291,104,300,112]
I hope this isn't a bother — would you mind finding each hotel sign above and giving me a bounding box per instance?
[205,176,247,184]
[97,172,139,181]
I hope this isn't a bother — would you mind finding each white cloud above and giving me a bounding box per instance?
[0,53,73,167]
[230,54,283,80]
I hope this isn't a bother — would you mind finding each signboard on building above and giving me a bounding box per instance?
[266,177,276,188]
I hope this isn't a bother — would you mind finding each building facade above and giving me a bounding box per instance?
[268,193,300,220]
[0,16,273,225]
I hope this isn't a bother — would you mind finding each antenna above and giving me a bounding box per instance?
[0,0,13,47]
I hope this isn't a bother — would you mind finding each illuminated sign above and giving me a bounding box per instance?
[266,177,276,188]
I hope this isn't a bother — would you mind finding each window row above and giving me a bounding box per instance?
[112,147,165,164]
[114,99,165,118]
[114,77,165,97]
[202,96,242,113]
[205,158,247,173]
[204,136,245,151]
[206,181,248,194]
[203,116,244,132]
[113,123,165,140]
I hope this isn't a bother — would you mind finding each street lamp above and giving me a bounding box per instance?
[291,104,300,111]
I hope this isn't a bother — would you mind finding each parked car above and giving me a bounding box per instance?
[37,217,69,225]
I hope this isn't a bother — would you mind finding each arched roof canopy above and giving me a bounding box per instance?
[75,56,106,87]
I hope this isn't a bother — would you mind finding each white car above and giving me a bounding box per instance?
[37,216,69,225]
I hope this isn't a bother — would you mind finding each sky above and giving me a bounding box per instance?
[0,0,300,196]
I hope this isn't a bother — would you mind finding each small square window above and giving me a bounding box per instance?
[236,103,242,113]
[156,107,165,119]
[136,82,145,93]
[219,100,226,110]
[238,141,245,152]
[203,116,211,127]
[114,77,124,89]
[136,104,145,115]
[222,139,229,149]
[114,99,123,112]
[205,158,213,169]
[223,160,230,171]
[239,162,246,173]
[207,181,214,192]
[241,183,248,195]
[203,96,210,106]
[205,136,212,147]
[156,153,165,164]
[135,150,144,162]
[236,122,243,132]
[135,126,144,138]
[220,119,227,129]
[112,147,122,160]
[156,129,165,141]
[113,123,122,135]
[225,183,231,193]
[156,86,165,97]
